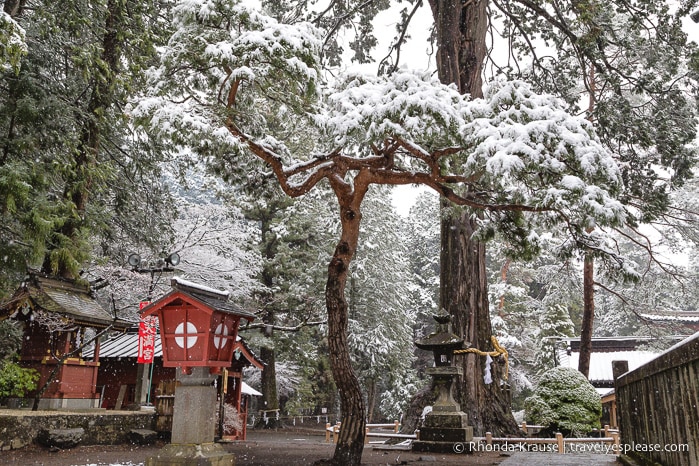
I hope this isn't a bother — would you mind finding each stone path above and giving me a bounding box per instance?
[499,452,619,465]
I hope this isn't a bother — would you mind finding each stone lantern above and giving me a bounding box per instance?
[141,278,255,466]
[412,313,474,453]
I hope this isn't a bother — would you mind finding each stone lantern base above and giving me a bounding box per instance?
[146,368,235,466]
[145,442,234,466]
[412,366,474,453]
[412,412,474,453]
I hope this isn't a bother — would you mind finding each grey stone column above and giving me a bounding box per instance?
[146,367,235,466]
[171,367,217,444]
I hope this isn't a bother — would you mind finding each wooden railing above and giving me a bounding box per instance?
[615,333,699,466]
[479,428,620,455]
[325,420,621,454]
[325,421,413,444]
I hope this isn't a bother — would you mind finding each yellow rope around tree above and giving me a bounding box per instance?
[453,336,509,380]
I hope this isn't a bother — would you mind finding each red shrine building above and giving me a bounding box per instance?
[0,273,131,409]
[0,274,263,440]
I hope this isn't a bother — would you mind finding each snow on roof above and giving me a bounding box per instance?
[0,274,130,329]
[642,330,699,364]
[242,381,262,397]
[640,311,699,322]
[84,332,260,365]
[171,277,230,298]
[562,350,659,383]
[85,331,162,359]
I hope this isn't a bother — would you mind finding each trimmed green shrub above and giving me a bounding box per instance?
[524,366,602,437]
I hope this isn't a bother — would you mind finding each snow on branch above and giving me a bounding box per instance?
[135,1,631,254]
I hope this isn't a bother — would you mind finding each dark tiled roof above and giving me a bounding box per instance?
[156,278,256,321]
[0,273,129,329]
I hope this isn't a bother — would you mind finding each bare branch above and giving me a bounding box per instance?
[243,319,326,332]
[377,0,424,75]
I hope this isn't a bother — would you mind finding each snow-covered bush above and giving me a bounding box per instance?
[217,403,243,433]
[524,366,601,437]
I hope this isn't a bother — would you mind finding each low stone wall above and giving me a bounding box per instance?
[0,409,156,451]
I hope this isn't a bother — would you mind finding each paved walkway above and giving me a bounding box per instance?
[499,452,619,465]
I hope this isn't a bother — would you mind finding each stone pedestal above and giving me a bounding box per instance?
[146,367,234,466]
[146,443,234,466]
[412,366,473,453]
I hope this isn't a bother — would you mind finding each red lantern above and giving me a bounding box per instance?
[140,279,255,374]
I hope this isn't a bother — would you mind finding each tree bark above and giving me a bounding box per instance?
[440,211,518,435]
[323,179,369,465]
[42,0,122,279]
[366,378,376,424]
[430,0,518,436]
[2,0,26,16]
[258,345,283,428]
[578,68,597,379]
[428,0,488,98]
[498,259,512,317]
[578,254,595,378]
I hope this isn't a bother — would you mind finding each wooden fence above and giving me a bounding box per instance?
[481,429,620,455]
[325,421,620,455]
[325,421,412,444]
[616,333,699,466]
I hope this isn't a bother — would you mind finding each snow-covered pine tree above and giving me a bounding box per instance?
[135,2,645,462]
[0,0,174,289]
[347,187,418,423]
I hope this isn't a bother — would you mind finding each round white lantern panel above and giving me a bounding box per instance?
[213,323,229,349]
[174,321,198,349]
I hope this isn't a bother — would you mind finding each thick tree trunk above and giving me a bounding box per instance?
[2,0,25,16]
[326,250,365,464]
[428,0,488,98]
[440,211,518,436]
[258,345,283,428]
[255,205,283,428]
[578,255,595,378]
[366,379,376,424]
[399,386,436,435]
[430,0,518,437]
[578,71,597,379]
[323,191,367,465]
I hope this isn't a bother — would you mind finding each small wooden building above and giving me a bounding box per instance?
[0,272,130,409]
[220,338,263,440]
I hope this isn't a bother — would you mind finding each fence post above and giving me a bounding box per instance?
[325,423,330,443]
[612,431,620,454]
[521,422,528,435]
[556,432,564,454]
[394,420,400,433]
[333,423,339,444]
[364,427,370,444]
[486,432,493,446]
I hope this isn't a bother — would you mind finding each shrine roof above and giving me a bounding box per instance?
[0,273,130,329]
[140,278,256,321]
